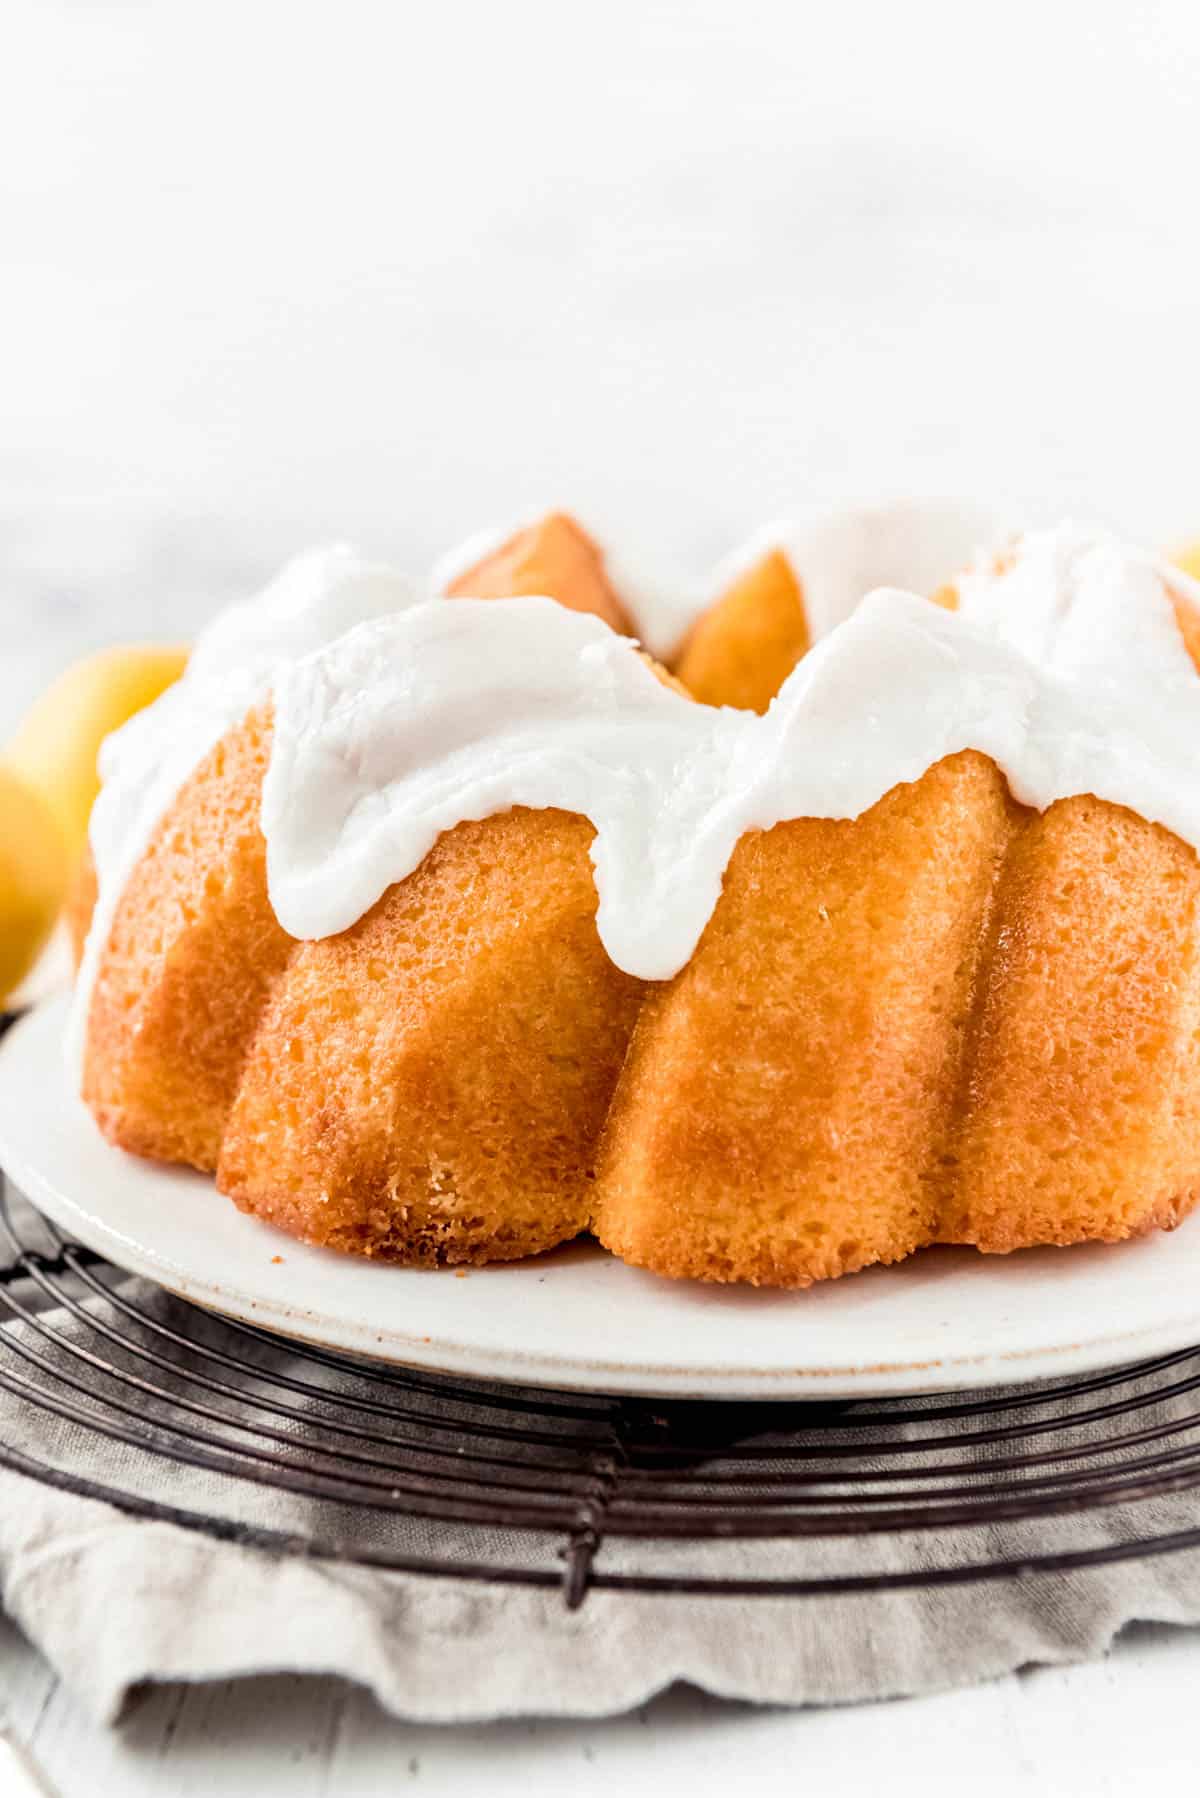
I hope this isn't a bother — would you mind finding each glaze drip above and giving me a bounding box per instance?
[67,546,422,1072]
[70,518,1200,1080]
[264,529,1200,982]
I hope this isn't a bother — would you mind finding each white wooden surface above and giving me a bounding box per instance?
[4,0,1200,1788]
[4,1610,1200,1796]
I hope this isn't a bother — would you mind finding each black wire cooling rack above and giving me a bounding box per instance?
[5,1017,1200,1609]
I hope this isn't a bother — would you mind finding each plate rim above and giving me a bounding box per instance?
[4,995,1200,1400]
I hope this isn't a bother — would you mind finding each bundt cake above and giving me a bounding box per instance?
[69,509,1200,1288]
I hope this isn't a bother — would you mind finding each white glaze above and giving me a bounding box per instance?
[266,527,1200,983]
[783,497,1010,639]
[427,520,522,595]
[70,517,1200,1084]
[428,512,695,661]
[431,497,1008,661]
[589,539,698,662]
[67,546,422,1073]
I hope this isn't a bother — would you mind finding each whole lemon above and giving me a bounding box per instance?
[0,765,70,1007]
[1175,542,1200,585]
[5,644,188,860]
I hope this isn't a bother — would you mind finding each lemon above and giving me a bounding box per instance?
[0,765,70,1006]
[1174,541,1200,584]
[5,644,188,859]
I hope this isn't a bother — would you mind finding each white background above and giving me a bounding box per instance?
[3,1,1200,1790]
[3,0,1200,725]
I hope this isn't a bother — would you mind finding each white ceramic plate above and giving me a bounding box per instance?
[4,994,1200,1399]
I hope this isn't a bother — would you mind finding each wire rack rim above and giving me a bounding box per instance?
[6,1140,1200,1607]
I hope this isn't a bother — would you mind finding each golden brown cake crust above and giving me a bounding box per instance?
[81,705,294,1171]
[937,794,1200,1254]
[80,733,1200,1283]
[217,807,645,1265]
[448,511,632,636]
[82,735,646,1265]
[592,751,1018,1285]
[76,550,1200,1286]
[593,763,1200,1286]
[674,549,809,712]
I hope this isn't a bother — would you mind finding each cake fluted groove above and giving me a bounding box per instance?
[588,750,1020,1286]
[79,705,299,1171]
[69,519,1200,1286]
[920,770,1027,1243]
[934,795,1200,1253]
[215,806,646,1264]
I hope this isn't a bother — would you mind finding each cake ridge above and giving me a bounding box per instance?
[68,507,1200,1288]
[262,528,1200,985]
